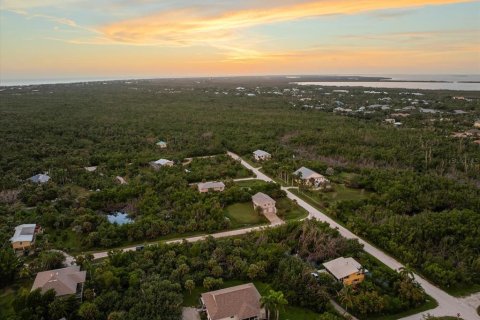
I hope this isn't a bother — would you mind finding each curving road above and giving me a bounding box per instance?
[227,151,480,320]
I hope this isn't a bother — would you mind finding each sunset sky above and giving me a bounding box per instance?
[1,0,479,83]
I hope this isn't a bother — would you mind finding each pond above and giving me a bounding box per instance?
[107,212,133,225]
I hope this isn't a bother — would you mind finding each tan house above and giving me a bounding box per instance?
[323,257,365,286]
[474,120,480,129]
[10,224,41,250]
[156,141,167,148]
[253,150,271,161]
[201,283,266,320]
[252,192,276,214]
[32,266,86,298]
[198,181,225,193]
[294,167,330,188]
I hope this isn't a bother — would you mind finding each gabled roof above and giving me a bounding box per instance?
[153,159,173,165]
[198,181,225,189]
[201,283,262,320]
[29,174,50,183]
[156,141,167,145]
[10,224,36,243]
[253,150,271,157]
[323,257,362,280]
[293,167,323,180]
[252,192,275,205]
[32,266,86,296]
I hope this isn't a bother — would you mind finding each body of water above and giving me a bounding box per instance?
[295,81,480,91]
[107,212,133,225]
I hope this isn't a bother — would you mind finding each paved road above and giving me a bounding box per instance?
[91,224,276,260]
[227,151,480,320]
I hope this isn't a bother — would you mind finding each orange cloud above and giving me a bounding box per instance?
[100,0,474,45]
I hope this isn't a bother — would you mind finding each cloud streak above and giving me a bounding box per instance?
[100,0,474,45]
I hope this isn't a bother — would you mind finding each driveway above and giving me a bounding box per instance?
[182,307,200,320]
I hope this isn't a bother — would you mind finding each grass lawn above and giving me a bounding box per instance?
[367,296,437,320]
[297,183,370,207]
[444,283,480,297]
[234,179,267,187]
[241,156,263,169]
[183,279,335,320]
[276,198,308,221]
[225,202,268,228]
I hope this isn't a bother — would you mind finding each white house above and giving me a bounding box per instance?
[294,167,329,188]
[156,141,167,148]
[10,224,41,250]
[29,173,50,184]
[253,150,271,161]
[252,192,276,214]
[198,181,225,193]
[150,159,174,169]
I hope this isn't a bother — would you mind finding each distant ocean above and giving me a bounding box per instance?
[295,74,480,91]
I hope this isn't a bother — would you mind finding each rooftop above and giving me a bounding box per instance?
[323,257,363,280]
[294,167,322,179]
[252,192,275,205]
[32,266,86,296]
[201,283,262,320]
[198,181,225,189]
[10,224,36,243]
[29,173,50,183]
[253,149,271,157]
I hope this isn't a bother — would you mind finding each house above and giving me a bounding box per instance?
[150,159,174,169]
[84,166,97,172]
[474,120,480,129]
[10,224,41,250]
[29,173,50,184]
[384,118,396,124]
[198,181,225,193]
[293,167,330,188]
[201,283,266,320]
[31,266,86,298]
[156,141,167,148]
[253,150,271,161]
[323,257,365,286]
[252,192,276,214]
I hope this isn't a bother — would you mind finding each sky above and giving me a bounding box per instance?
[0,0,479,83]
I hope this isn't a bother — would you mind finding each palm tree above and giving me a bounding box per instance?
[338,286,355,313]
[260,290,288,320]
[399,265,415,281]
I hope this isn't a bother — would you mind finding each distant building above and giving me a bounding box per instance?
[150,159,174,169]
[252,192,276,214]
[156,141,167,148]
[10,224,41,250]
[474,120,480,129]
[198,181,225,193]
[293,167,330,188]
[323,257,365,286]
[201,283,266,320]
[84,166,97,172]
[29,173,50,184]
[253,150,271,161]
[32,266,86,298]
[385,118,396,124]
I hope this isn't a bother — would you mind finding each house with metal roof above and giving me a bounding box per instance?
[32,266,86,298]
[29,173,50,184]
[10,224,41,250]
[156,141,167,148]
[150,158,174,169]
[201,283,266,320]
[293,167,329,188]
[323,257,365,286]
[253,150,271,161]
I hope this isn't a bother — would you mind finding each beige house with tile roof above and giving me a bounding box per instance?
[201,283,266,320]
[32,266,86,297]
[252,192,276,214]
[198,181,225,193]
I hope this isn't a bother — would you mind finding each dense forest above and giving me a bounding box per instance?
[0,77,479,318]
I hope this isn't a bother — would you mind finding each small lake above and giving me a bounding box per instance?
[107,212,133,225]
[295,81,480,91]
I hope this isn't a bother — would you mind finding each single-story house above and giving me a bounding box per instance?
[31,266,86,298]
[198,181,225,193]
[253,150,271,161]
[201,283,266,320]
[10,224,41,250]
[252,192,276,214]
[150,159,174,169]
[29,173,50,184]
[323,257,365,286]
[293,167,330,188]
[156,141,167,148]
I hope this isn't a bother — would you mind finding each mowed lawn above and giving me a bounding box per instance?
[225,202,268,228]
[276,198,308,221]
[183,280,336,320]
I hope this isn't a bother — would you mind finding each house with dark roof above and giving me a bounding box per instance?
[201,283,266,320]
[31,266,86,298]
